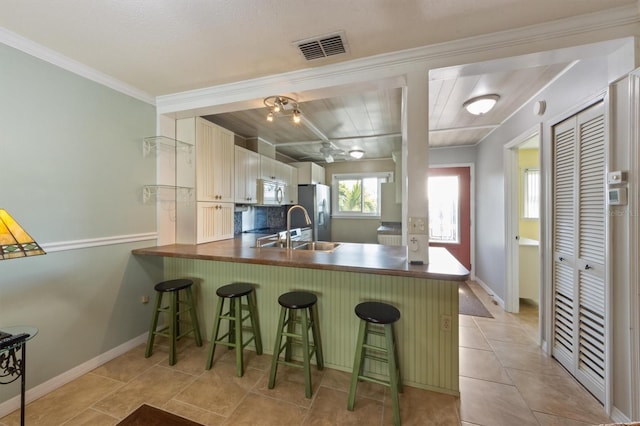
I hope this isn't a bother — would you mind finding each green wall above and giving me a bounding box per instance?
[0,43,160,403]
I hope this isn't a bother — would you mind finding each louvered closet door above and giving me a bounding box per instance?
[552,100,606,403]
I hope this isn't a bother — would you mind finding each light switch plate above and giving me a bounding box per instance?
[408,217,428,235]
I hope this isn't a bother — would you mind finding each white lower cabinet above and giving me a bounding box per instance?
[197,202,234,243]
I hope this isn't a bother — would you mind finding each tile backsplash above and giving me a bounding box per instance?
[235,206,287,234]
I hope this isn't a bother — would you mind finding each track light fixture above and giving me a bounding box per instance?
[264,95,302,124]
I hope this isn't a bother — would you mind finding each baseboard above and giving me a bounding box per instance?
[0,333,147,418]
[610,406,631,423]
[474,277,505,309]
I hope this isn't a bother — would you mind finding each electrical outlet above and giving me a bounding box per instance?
[141,295,150,304]
[440,314,452,332]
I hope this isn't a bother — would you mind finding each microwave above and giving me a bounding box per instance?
[257,179,284,205]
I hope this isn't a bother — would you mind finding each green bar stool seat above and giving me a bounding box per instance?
[145,278,203,366]
[268,291,324,398]
[347,301,403,426]
[205,282,263,377]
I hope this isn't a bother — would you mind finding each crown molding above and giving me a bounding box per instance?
[157,4,639,116]
[0,27,156,106]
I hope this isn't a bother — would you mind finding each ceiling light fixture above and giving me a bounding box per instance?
[264,95,302,124]
[349,149,364,159]
[463,94,500,115]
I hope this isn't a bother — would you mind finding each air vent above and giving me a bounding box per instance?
[294,31,349,61]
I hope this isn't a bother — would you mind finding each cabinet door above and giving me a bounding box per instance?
[260,156,278,181]
[196,119,217,201]
[197,202,234,243]
[285,164,298,204]
[197,119,234,202]
[212,126,235,202]
[311,163,325,184]
[235,147,259,203]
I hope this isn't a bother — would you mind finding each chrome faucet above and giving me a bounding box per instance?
[286,205,312,249]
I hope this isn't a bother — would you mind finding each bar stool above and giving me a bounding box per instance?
[206,282,263,377]
[145,278,202,366]
[268,291,324,398]
[347,301,403,426]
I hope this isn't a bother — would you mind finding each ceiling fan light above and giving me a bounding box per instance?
[349,149,364,159]
[463,94,499,115]
[292,110,301,124]
[266,112,274,122]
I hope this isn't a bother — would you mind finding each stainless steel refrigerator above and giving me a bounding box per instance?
[292,184,331,241]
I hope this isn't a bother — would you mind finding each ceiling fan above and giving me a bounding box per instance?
[317,142,347,163]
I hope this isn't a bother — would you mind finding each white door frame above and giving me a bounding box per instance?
[629,69,640,421]
[504,124,542,315]
[429,163,475,280]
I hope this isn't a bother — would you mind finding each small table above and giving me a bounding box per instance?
[0,326,38,426]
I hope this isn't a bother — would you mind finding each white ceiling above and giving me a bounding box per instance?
[0,0,634,162]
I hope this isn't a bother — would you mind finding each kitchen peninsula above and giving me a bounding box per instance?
[132,234,469,396]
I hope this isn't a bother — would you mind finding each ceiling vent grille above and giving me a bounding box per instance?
[294,31,349,61]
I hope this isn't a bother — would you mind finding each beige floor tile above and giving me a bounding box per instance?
[216,347,272,372]
[533,410,593,426]
[303,386,383,425]
[506,368,610,424]
[174,362,263,417]
[1,373,123,426]
[319,368,385,401]
[474,318,536,345]
[459,347,512,385]
[62,408,119,426]
[226,392,308,425]
[488,340,569,377]
[91,344,159,383]
[458,314,476,328]
[459,376,537,426]
[387,385,460,426]
[253,364,325,408]
[459,325,491,350]
[92,365,196,419]
[162,399,226,426]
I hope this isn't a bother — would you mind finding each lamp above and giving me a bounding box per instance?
[264,95,302,124]
[463,94,500,115]
[349,149,364,159]
[0,209,45,260]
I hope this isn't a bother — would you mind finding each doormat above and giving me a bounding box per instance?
[117,404,203,426]
[459,281,493,318]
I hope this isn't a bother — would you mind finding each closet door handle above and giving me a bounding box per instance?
[559,257,565,262]
[585,264,592,270]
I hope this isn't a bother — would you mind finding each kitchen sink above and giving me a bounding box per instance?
[254,237,340,252]
[292,241,341,252]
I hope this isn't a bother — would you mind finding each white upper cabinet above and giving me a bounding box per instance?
[259,155,279,182]
[235,146,259,203]
[194,118,235,202]
[291,161,325,185]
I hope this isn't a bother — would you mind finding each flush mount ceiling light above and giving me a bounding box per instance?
[463,94,500,115]
[349,149,364,159]
[264,95,301,124]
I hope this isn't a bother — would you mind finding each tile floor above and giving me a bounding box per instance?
[0,281,612,425]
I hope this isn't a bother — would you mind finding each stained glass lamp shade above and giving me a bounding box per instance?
[0,209,45,260]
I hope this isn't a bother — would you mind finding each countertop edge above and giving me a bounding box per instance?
[132,238,470,281]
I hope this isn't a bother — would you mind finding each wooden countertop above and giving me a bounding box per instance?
[132,234,470,281]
